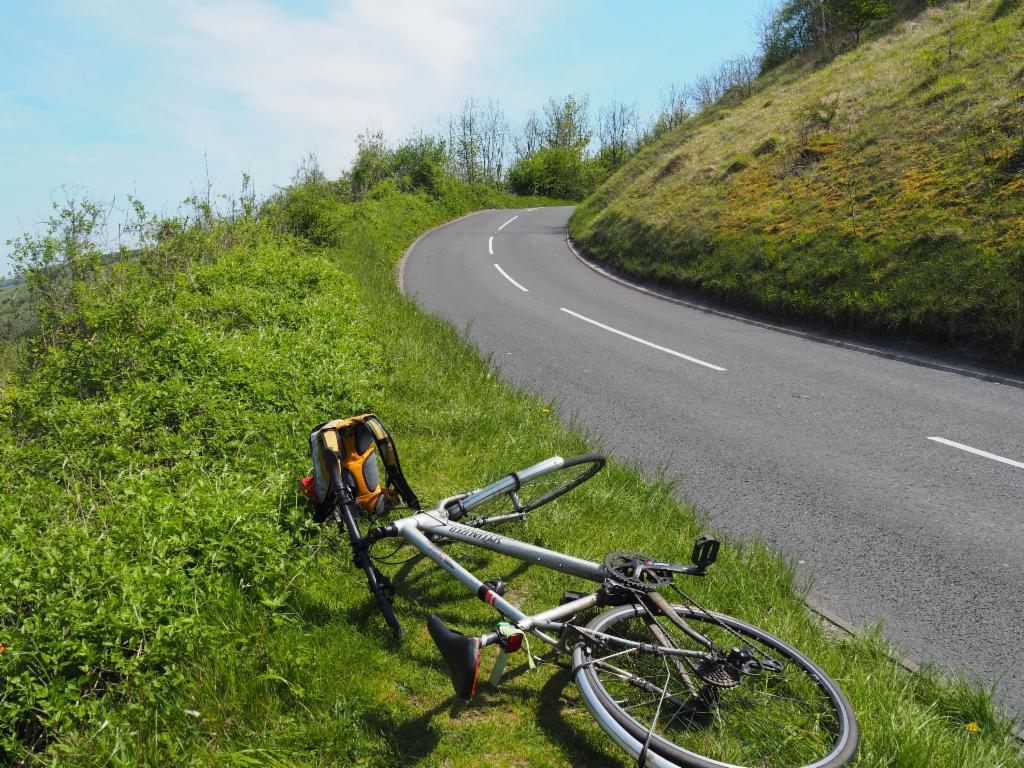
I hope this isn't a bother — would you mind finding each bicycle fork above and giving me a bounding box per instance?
[321,444,405,640]
[331,497,405,639]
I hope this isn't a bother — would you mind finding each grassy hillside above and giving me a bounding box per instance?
[571,0,1024,368]
[2,182,1022,766]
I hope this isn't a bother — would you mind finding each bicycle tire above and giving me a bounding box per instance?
[572,603,858,768]
[458,454,605,520]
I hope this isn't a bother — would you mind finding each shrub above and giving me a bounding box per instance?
[795,93,841,138]
[390,134,448,196]
[507,146,595,200]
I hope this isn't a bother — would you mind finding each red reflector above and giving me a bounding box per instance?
[300,475,316,497]
[504,632,524,653]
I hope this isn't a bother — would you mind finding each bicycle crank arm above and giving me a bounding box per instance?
[648,562,708,576]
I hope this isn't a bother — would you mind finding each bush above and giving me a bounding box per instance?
[507,146,594,200]
[390,135,448,196]
[350,132,451,201]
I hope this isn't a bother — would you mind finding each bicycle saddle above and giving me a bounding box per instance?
[427,614,481,700]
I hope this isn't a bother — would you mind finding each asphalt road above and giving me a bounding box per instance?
[403,205,1024,714]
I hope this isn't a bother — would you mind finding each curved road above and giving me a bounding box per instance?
[404,205,1024,714]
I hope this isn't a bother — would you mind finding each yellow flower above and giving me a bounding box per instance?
[542,407,551,414]
[965,721,980,732]
[0,643,6,654]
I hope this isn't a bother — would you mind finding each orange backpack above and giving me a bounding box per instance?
[304,414,420,519]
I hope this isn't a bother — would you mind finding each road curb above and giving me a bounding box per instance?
[565,233,1024,391]
[803,598,922,673]
[397,208,495,298]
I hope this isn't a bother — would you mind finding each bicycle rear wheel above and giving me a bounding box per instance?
[572,603,858,768]
[456,453,605,520]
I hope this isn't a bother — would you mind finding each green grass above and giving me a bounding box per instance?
[571,0,1024,369]
[1,183,1022,766]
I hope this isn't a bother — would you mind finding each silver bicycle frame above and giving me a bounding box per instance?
[383,457,722,768]
[389,456,700,657]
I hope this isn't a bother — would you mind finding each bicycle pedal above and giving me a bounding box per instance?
[691,536,720,571]
[560,590,587,605]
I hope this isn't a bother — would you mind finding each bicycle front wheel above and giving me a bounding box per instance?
[572,603,858,768]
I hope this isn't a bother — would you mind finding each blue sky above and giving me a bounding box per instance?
[0,0,763,275]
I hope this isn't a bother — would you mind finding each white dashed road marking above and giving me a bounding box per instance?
[494,263,529,292]
[559,308,726,372]
[926,437,1024,470]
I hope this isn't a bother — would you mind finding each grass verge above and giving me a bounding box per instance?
[1,183,1021,766]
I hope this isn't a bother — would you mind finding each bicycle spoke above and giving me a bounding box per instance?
[620,696,665,712]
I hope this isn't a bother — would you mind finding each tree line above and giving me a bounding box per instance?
[328,86,698,203]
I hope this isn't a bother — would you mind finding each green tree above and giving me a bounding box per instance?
[759,0,890,69]
[8,193,105,350]
[833,0,889,42]
[391,134,449,196]
[596,98,640,171]
[541,94,592,152]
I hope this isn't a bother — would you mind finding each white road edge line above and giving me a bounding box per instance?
[926,436,1024,470]
[488,236,493,255]
[498,215,518,231]
[559,308,726,372]
[494,263,529,292]
[527,207,539,211]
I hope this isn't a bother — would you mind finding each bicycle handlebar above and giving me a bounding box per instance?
[445,456,565,521]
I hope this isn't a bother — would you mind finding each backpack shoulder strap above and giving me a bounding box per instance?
[357,414,420,511]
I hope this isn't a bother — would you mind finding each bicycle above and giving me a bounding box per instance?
[314,445,859,768]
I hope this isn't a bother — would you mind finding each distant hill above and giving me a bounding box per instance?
[571,0,1024,368]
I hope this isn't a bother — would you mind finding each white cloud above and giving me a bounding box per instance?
[77,0,544,179]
